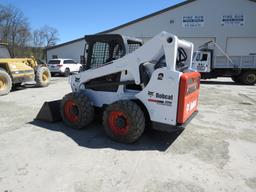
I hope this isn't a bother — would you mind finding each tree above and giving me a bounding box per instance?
[0,4,31,56]
[32,29,45,59]
[42,25,59,48]
[31,26,59,59]
[0,4,60,59]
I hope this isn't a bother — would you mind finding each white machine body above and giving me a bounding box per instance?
[69,31,200,128]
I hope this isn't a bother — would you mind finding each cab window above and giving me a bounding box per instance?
[201,54,208,61]
[64,60,76,64]
[48,60,60,64]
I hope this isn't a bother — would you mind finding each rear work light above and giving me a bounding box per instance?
[177,72,201,124]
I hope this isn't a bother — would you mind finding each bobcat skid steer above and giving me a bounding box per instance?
[38,31,201,143]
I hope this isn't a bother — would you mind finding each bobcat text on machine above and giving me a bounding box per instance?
[37,31,201,143]
[192,41,256,85]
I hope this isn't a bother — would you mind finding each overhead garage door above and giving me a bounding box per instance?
[182,37,215,51]
[226,38,256,56]
[136,37,152,43]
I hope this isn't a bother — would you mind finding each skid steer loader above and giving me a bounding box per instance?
[0,43,51,96]
[37,31,201,143]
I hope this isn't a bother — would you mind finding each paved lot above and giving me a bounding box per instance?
[0,77,255,192]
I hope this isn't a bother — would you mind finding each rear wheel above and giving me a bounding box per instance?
[240,71,256,85]
[35,66,51,87]
[0,69,12,96]
[64,68,70,77]
[103,100,145,143]
[60,92,94,129]
[79,66,83,73]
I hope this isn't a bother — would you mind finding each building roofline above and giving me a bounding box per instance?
[98,0,196,34]
[46,0,196,51]
[45,37,84,51]
[46,0,256,51]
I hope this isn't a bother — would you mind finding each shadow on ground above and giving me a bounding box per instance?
[10,78,66,93]
[29,120,183,152]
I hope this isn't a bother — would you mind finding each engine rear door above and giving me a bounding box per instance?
[177,72,201,124]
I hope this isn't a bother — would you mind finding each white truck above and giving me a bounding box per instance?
[192,41,256,85]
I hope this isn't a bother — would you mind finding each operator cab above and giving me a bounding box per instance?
[0,43,11,58]
[83,34,142,69]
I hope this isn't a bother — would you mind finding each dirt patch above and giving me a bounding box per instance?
[74,179,103,192]
[245,177,256,190]
[0,101,36,135]
[239,129,256,143]
[143,180,204,192]
[170,126,230,169]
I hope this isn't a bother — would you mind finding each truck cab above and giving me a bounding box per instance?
[192,50,212,73]
[192,41,256,85]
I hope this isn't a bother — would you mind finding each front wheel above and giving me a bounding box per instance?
[103,100,145,143]
[35,66,51,87]
[60,92,94,129]
[0,69,12,96]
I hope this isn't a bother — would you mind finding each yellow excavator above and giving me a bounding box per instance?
[0,43,51,96]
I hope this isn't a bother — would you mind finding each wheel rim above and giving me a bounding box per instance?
[42,71,49,81]
[246,74,256,84]
[0,76,7,91]
[64,100,79,123]
[108,111,129,136]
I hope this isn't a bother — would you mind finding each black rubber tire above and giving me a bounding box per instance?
[0,69,12,96]
[60,92,94,129]
[51,72,56,77]
[64,68,70,77]
[103,100,145,143]
[240,71,256,85]
[35,66,51,87]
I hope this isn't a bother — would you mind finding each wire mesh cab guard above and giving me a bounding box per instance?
[84,34,142,69]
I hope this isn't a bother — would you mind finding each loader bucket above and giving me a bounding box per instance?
[35,100,62,122]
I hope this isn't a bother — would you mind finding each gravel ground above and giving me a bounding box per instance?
[0,77,255,192]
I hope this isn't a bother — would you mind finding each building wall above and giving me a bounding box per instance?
[46,40,85,63]
[46,0,256,59]
[108,0,256,56]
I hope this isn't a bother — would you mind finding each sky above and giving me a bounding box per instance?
[1,0,183,44]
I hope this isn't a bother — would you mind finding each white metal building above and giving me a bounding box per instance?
[46,0,256,62]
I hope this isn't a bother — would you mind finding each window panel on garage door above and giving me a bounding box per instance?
[227,38,256,56]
